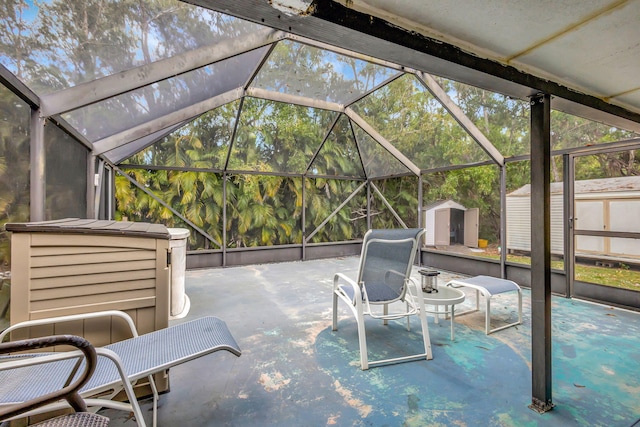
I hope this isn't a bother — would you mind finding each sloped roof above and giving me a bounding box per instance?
[192,0,640,132]
[507,175,640,197]
[422,199,466,211]
[0,0,506,179]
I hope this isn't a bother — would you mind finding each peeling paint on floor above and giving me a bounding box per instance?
[102,257,640,427]
[332,379,372,418]
[259,371,291,392]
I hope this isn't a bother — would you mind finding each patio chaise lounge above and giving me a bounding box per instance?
[0,334,111,426]
[332,228,432,370]
[0,310,241,427]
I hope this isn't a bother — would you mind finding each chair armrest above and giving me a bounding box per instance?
[0,335,97,420]
[334,273,362,303]
[88,347,146,426]
[0,310,139,343]
[406,277,423,299]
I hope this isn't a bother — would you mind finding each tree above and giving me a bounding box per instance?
[8,0,631,251]
[0,85,30,270]
[552,111,638,181]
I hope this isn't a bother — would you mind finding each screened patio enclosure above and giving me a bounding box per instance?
[2,0,640,416]
[1,2,639,299]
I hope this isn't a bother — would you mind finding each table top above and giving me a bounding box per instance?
[421,286,465,305]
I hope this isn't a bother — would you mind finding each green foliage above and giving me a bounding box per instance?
[440,78,531,158]
[116,169,371,249]
[423,165,500,241]
[226,174,301,247]
[6,0,637,253]
[552,111,638,181]
[370,177,419,229]
[115,168,224,249]
[0,85,30,270]
[3,0,262,91]
[575,151,640,180]
[229,98,336,174]
[353,74,491,171]
[304,178,367,243]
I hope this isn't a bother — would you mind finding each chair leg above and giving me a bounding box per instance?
[517,289,523,324]
[357,317,369,370]
[418,307,433,360]
[413,278,432,360]
[332,292,339,331]
[148,374,159,427]
[485,297,491,335]
[450,305,455,341]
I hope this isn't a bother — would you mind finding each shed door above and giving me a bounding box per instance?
[464,208,479,248]
[610,199,640,257]
[434,208,450,245]
[575,200,605,253]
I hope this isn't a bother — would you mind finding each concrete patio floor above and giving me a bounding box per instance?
[102,257,640,427]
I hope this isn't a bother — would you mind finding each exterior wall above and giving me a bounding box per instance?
[507,190,640,260]
[575,194,640,259]
[506,194,564,254]
[10,232,170,345]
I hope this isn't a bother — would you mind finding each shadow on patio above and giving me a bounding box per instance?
[103,257,640,427]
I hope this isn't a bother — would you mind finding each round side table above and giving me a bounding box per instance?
[421,286,466,340]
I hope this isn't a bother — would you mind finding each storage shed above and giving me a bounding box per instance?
[506,176,640,260]
[6,218,171,341]
[422,200,479,247]
[6,218,174,394]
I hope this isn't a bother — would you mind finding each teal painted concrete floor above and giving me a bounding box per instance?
[103,257,640,427]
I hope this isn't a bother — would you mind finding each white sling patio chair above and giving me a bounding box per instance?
[332,228,432,370]
[0,311,241,427]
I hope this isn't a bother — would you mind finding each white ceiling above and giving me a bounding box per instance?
[192,0,640,132]
[345,0,640,115]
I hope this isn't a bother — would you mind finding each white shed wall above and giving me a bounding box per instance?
[507,187,640,259]
[506,194,564,254]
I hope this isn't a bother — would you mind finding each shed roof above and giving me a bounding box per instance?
[507,175,640,197]
[422,199,466,211]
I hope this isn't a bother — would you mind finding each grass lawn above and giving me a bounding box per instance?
[470,252,640,291]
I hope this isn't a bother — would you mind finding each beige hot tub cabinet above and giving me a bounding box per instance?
[6,219,171,345]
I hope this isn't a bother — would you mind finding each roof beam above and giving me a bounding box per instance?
[0,64,40,108]
[41,28,285,117]
[284,33,413,74]
[345,107,421,176]
[506,0,630,62]
[416,71,504,166]
[48,115,94,151]
[101,121,189,164]
[245,87,344,112]
[93,88,242,155]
